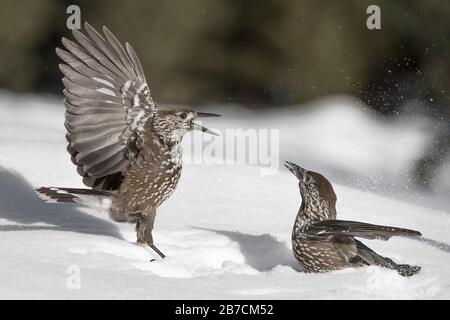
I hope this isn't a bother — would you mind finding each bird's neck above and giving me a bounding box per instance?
[294,194,335,229]
[169,141,183,168]
[151,114,183,146]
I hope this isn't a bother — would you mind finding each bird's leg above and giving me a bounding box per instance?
[366,252,421,277]
[356,240,420,276]
[135,210,166,260]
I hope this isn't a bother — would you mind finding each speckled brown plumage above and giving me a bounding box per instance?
[36,23,219,259]
[285,161,422,277]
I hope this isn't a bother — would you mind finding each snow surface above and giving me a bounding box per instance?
[0,91,449,299]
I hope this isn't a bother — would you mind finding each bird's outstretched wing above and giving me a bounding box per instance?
[57,22,156,190]
[303,220,421,241]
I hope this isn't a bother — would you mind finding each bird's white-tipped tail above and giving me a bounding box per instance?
[36,187,112,212]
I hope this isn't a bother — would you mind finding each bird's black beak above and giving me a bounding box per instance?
[193,112,221,136]
[284,161,307,180]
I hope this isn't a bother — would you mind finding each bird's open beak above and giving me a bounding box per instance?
[284,161,307,180]
[193,112,221,136]
[192,123,219,136]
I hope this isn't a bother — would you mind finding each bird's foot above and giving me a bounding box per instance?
[396,264,421,277]
[147,243,166,260]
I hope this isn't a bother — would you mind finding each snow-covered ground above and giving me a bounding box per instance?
[0,91,449,299]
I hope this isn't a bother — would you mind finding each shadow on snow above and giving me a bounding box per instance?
[196,227,302,272]
[0,167,122,239]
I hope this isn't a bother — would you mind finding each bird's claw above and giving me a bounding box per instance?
[396,264,421,277]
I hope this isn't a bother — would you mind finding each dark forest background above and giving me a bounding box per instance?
[0,0,449,188]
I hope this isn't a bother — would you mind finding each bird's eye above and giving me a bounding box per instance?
[179,112,187,120]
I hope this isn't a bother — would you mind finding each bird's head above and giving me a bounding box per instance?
[154,108,220,144]
[284,161,337,204]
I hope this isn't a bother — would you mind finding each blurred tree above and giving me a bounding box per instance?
[0,0,449,109]
[180,0,285,106]
[0,0,63,91]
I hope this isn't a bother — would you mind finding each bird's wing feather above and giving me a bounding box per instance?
[57,22,156,190]
[304,220,421,241]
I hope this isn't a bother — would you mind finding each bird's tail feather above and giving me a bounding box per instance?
[36,187,112,211]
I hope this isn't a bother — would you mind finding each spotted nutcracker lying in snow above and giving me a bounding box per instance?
[285,161,421,276]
